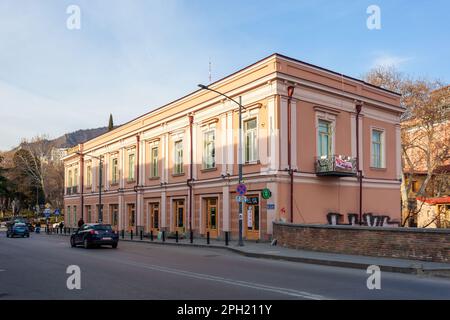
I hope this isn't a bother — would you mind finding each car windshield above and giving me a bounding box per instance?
[14,223,26,227]
[93,225,112,231]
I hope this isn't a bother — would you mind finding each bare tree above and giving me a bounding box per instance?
[364,68,449,226]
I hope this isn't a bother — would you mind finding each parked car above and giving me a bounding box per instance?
[6,223,30,238]
[70,223,118,249]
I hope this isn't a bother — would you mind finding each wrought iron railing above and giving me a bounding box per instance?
[315,155,357,176]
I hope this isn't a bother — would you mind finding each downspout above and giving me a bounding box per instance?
[287,86,295,223]
[355,103,363,225]
[134,135,140,234]
[80,145,84,222]
[188,114,194,236]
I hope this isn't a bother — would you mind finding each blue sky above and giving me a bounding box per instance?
[0,0,449,150]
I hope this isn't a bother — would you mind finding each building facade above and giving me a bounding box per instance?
[63,54,403,240]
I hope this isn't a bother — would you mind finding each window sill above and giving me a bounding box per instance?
[201,167,217,173]
[110,183,119,186]
[370,166,387,171]
[172,173,185,177]
[126,179,136,183]
[149,176,160,180]
[244,160,260,166]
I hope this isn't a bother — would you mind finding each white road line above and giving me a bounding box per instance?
[118,260,329,300]
[0,269,5,272]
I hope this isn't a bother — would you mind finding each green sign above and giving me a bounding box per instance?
[261,188,272,200]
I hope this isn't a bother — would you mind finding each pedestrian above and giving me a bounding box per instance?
[59,221,64,233]
[77,217,84,229]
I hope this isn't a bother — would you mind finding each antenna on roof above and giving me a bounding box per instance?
[208,57,212,83]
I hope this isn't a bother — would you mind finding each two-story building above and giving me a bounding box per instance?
[63,53,403,240]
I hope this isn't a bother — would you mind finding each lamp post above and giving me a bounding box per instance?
[198,84,244,246]
[76,152,103,223]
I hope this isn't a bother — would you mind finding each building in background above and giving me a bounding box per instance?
[63,53,403,240]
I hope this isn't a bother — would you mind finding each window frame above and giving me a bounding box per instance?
[243,117,258,163]
[174,140,184,175]
[150,146,159,178]
[111,157,119,184]
[370,127,386,169]
[202,128,216,169]
[128,152,136,182]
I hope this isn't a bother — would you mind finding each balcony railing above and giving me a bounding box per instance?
[315,155,357,177]
[66,187,72,195]
[72,186,78,194]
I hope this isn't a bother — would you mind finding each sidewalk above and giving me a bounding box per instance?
[49,231,450,278]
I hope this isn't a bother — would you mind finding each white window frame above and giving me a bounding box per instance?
[243,116,259,163]
[174,140,184,174]
[150,146,159,178]
[111,157,119,184]
[370,127,386,168]
[128,151,136,181]
[86,163,92,187]
[315,110,336,159]
[202,127,216,169]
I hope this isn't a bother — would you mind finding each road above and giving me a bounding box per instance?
[0,231,449,300]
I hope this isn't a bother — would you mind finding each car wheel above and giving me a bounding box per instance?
[70,238,76,247]
[83,238,90,249]
[26,234,30,238]
[112,243,118,249]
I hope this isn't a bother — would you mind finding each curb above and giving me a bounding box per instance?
[47,233,450,278]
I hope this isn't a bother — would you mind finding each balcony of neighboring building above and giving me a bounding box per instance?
[66,186,78,195]
[315,155,357,177]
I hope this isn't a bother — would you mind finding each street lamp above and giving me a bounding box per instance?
[198,84,245,246]
[76,152,103,223]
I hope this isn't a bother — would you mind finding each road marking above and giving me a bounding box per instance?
[118,260,329,300]
[0,269,5,272]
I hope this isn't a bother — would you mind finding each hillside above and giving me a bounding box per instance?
[52,127,110,148]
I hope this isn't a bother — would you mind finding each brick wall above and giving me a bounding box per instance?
[273,222,450,263]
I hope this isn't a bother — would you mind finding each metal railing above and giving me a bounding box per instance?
[315,155,357,176]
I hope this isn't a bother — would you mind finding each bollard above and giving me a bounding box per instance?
[225,231,229,246]
[207,231,210,245]
[121,230,124,239]
[150,230,153,241]
[190,230,193,244]
[131,230,133,240]
[175,231,179,243]
[64,227,66,235]
[162,231,165,242]
[140,230,143,240]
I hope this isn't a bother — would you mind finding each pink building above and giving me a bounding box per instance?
[63,53,403,240]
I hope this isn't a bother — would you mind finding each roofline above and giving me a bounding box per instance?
[73,52,401,151]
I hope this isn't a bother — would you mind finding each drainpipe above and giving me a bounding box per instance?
[287,86,295,223]
[188,114,194,236]
[355,103,363,225]
[134,135,140,234]
[79,145,84,222]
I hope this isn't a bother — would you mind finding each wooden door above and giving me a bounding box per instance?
[244,196,260,240]
[127,204,135,232]
[205,198,219,238]
[173,200,185,233]
[149,203,160,232]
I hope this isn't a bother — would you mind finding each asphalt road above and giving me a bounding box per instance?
[0,231,449,300]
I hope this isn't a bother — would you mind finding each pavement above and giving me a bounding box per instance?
[48,229,450,277]
[1,231,450,299]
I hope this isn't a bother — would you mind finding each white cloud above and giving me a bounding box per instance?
[371,53,412,69]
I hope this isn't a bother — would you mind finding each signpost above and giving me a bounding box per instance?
[261,188,272,200]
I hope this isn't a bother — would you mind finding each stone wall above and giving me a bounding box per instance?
[273,222,450,263]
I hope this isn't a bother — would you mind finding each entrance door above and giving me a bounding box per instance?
[173,200,185,233]
[244,196,260,240]
[127,204,135,232]
[205,198,219,238]
[149,203,160,232]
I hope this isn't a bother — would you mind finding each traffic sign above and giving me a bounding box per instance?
[44,208,51,217]
[236,183,247,196]
[54,209,60,216]
[235,196,247,203]
[267,203,275,210]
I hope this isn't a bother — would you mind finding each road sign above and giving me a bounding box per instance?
[236,183,247,196]
[267,203,275,210]
[44,208,51,217]
[54,209,60,216]
[235,196,247,203]
[261,188,272,199]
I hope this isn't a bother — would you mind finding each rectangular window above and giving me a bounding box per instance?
[128,153,135,181]
[74,168,78,186]
[151,147,159,177]
[244,118,258,163]
[73,206,77,226]
[371,129,384,168]
[110,204,118,227]
[86,165,92,187]
[318,120,332,158]
[174,141,183,174]
[86,205,91,223]
[68,170,73,187]
[111,158,119,184]
[67,206,71,227]
[203,130,216,169]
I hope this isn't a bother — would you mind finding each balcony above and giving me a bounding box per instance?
[66,187,72,195]
[72,186,78,194]
[315,155,357,177]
